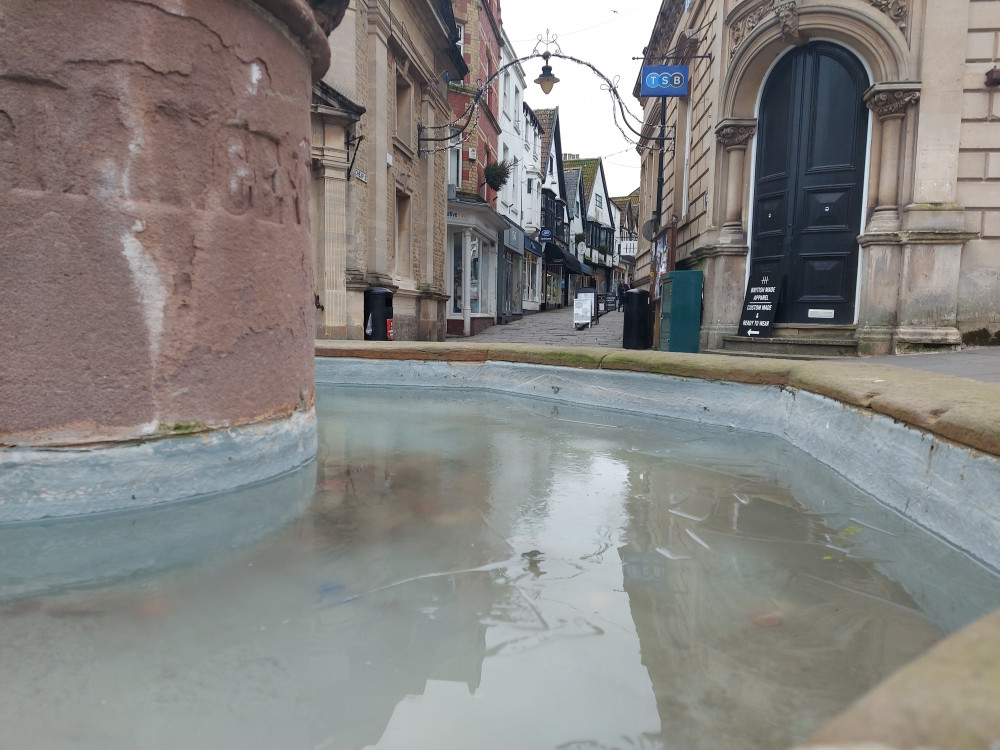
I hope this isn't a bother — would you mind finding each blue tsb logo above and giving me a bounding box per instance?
[640,65,689,97]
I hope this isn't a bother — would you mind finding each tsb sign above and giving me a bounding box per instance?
[640,65,689,97]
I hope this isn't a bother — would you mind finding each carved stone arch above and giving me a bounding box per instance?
[720,2,909,120]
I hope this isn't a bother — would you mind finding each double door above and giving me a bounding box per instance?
[750,42,869,325]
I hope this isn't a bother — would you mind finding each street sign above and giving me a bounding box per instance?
[640,65,689,97]
[737,273,782,337]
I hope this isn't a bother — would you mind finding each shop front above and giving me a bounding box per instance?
[499,226,525,324]
[447,198,510,336]
[543,242,583,309]
[522,235,543,313]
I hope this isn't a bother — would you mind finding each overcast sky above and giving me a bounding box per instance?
[500,0,663,198]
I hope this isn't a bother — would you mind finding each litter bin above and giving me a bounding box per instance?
[623,288,652,349]
[364,287,393,341]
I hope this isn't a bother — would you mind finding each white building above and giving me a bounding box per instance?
[497,29,526,322]
[520,103,545,313]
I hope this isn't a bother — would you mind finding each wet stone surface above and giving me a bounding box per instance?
[2,385,999,750]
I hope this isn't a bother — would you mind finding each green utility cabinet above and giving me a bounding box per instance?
[659,270,703,352]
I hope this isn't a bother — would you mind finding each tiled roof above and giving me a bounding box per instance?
[564,168,581,217]
[534,108,557,175]
[563,158,600,209]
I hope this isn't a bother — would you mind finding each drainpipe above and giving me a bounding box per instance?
[655,99,666,230]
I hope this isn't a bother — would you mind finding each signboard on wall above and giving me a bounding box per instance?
[640,65,689,97]
[737,274,782,337]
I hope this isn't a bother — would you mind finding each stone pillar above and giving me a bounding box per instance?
[0,0,336,520]
[864,83,920,232]
[689,245,749,350]
[463,230,473,336]
[715,120,756,244]
[319,165,349,337]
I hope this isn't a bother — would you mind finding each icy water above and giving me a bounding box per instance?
[3,385,1000,750]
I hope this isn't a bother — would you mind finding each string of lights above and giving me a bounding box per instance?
[419,31,674,157]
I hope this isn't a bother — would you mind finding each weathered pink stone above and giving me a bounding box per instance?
[0,0,336,449]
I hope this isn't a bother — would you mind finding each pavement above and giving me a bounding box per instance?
[458,305,1000,383]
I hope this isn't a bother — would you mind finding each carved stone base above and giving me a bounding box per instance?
[866,206,901,232]
[894,325,962,352]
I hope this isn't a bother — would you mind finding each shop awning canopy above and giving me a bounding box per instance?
[543,243,583,275]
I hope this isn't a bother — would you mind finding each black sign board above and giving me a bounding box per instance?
[737,274,782,338]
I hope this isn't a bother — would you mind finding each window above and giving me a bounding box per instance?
[502,72,510,119]
[502,145,510,201]
[456,24,464,57]
[448,131,461,187]
[395,72,412,145]
[452,235,489,314]
[526,178,532,194]
[394,192,411,278]
[523,254,538,302]
[595,194,603,209]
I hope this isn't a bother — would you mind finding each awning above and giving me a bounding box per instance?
[543,243,583,275]
[580,263,593,275]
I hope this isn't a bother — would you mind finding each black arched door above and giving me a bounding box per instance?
[750,42,869,325]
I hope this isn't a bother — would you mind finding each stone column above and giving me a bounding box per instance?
[0,0,335,520]
[320,166,349,337]
[863,83,920,232]
[463,230,473,336]
[715,119,756,244]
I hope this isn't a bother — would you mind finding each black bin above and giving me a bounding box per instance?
[364,287,394,341]
[622,288,652,349]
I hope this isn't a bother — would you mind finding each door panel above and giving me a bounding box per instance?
[750,43,869,325]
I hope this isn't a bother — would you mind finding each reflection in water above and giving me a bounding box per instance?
[1,386,998,750]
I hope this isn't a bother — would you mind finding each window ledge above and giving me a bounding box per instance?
[392,135,416,160]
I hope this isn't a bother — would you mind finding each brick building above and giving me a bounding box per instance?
[444,0,512,336]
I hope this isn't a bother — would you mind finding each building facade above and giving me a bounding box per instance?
[612,189,640,288]
[496,27,527,324]
[564,157,617,296]
[445,0,510,336]
[520,104,547,313]
[312,0,466,341]
[535,108,576,308]
[636,0,1000,355]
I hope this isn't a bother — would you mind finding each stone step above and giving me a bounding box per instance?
[719,335,860,357]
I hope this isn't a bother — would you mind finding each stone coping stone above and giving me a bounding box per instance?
[317,342,1000,459]
[796,608,1000,750]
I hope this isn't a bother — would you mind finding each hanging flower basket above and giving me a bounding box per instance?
[484,159,512,191]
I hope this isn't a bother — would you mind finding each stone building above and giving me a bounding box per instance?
[636,0,1000,355]
[312,0,467,341]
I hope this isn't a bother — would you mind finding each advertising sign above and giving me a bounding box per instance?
[574,297,593,327]
[737,273,782,337]
[640,65,689,97]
